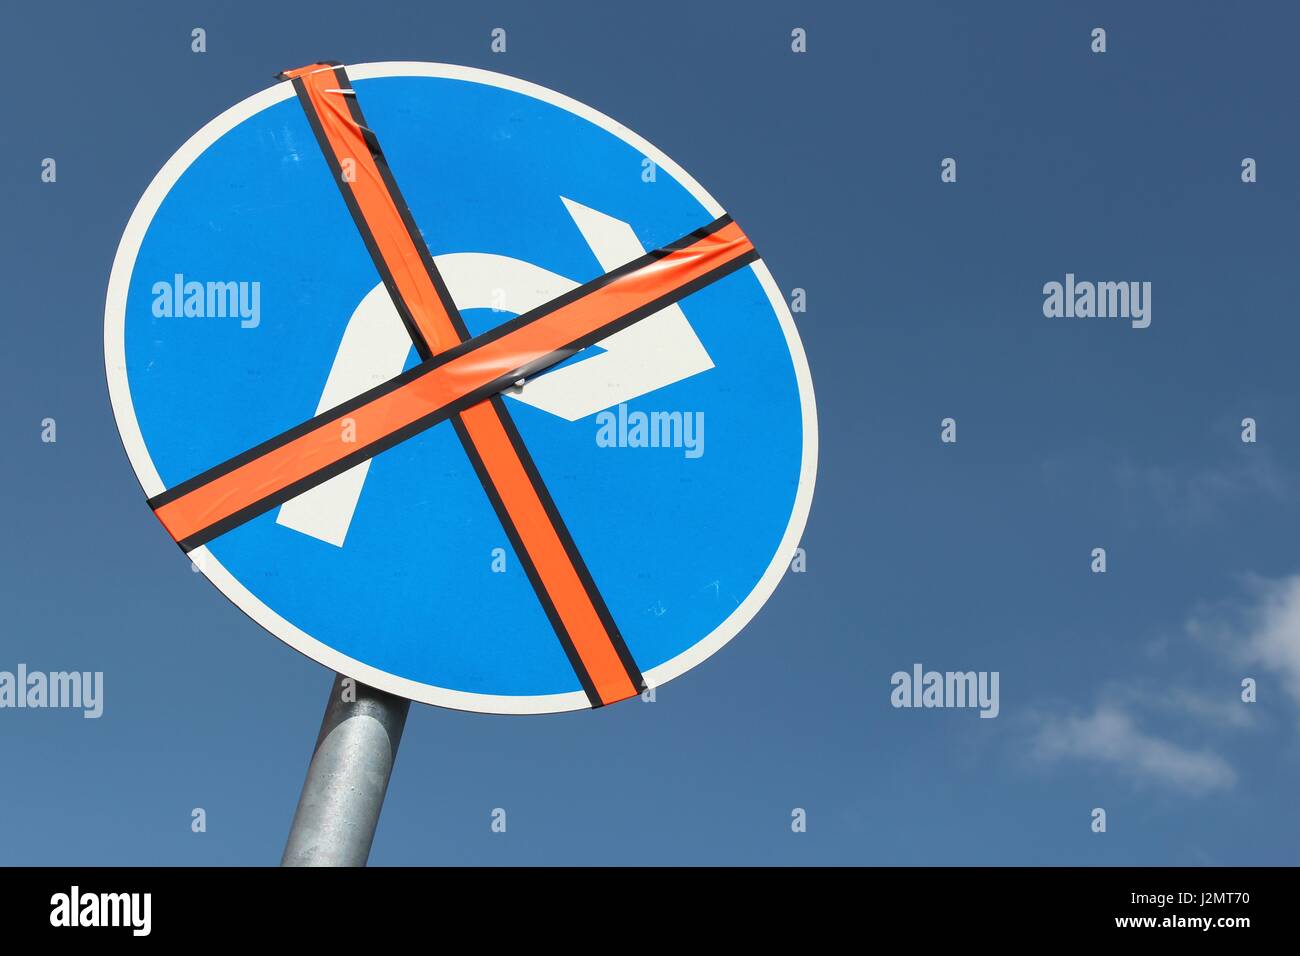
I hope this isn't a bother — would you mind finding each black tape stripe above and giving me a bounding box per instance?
[306,68,624,705]
[430,214,737,361]
[148,246,758,514]
[272,61,342,82]
[490,397,645,697]
[452,409,603,708]
[170,249,758,552]
[180,66,749,706]
[289,73,435,361]
[329,67,473,347]
[148,354,436,508]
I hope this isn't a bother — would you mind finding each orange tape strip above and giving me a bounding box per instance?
[160,63,755,705]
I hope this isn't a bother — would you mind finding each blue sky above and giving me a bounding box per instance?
[3,0,1300,865]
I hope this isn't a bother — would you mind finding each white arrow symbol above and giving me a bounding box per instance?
[275,198,715,546]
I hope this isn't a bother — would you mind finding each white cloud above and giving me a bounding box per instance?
[1113,684,1254,729]
[1033,704,1237,794]
[1113,455,1288,523]
[1189,573,1300,709]
[1028,572,1300,794]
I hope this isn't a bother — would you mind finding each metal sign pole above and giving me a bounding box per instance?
[281,674,410,867]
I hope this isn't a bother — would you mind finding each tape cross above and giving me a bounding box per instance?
[147,62,759,707]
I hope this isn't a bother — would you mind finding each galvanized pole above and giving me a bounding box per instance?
[281,673,410,867]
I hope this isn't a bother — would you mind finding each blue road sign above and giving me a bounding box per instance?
[105,62,817,713]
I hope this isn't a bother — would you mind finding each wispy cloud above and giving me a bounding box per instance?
[1038,443,1290,527]
[1029,572,1300,793]
[1188,572,1300,709]
[1112,683,1254,730]
[1112,454,1288,524]
[1033,704,1238,794]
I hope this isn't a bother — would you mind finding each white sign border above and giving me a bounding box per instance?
[104,61,819,714]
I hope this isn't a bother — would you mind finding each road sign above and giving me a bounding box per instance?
[105,61,817,714]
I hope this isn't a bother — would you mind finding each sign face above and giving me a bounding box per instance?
[105,62,817,714]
